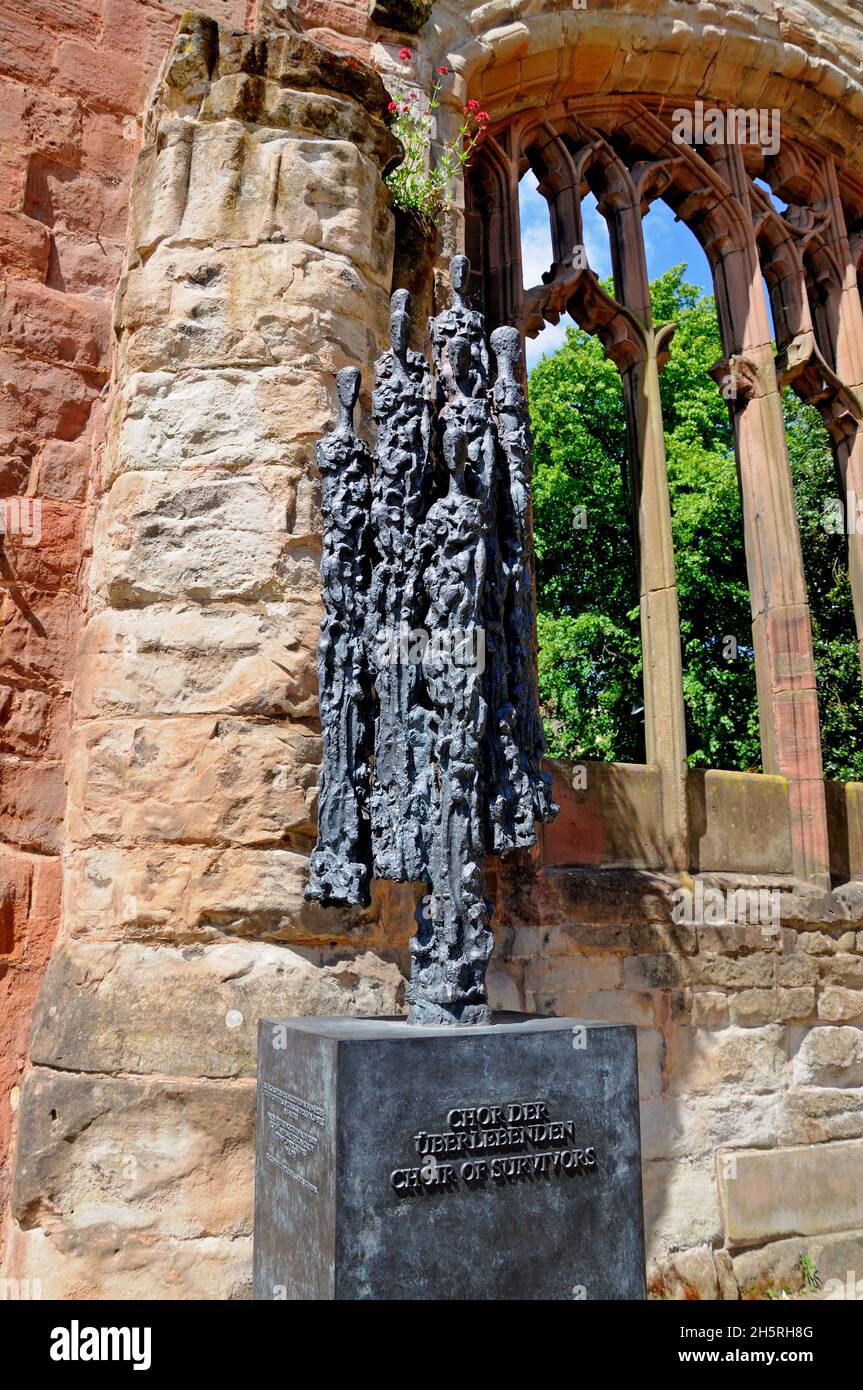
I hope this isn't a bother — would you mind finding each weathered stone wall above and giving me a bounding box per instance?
[2,13,418,1295]
[3,0,863,1299]
[0,0,252,1240]
[489,851,863,1298]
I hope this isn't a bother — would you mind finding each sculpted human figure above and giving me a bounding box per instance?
[410,463,492,1025]
[429,253,490,389]
[491,325,558,834]
[306,367,374,907]
[369,289,433,882]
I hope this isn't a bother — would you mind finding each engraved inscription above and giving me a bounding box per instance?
[263,1081,325,1194]
[390,1099,597,1194]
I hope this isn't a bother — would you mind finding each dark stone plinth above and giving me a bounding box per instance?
[253,1014,645,1301]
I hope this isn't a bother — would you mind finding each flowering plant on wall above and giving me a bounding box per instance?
[385,48,490,227]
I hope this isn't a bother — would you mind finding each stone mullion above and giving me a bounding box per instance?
[592,163,688,871]
[811,160,863,676]
[618,332,689,871]
[528,128,583,278]
[712,144,829,888]
[477,137,524,336]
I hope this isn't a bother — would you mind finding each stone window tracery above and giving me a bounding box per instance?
[467,98,863,887]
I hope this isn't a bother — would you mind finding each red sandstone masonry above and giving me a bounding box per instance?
[0,0,250,1248]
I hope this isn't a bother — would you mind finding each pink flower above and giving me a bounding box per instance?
[477,110,490,124]
[399,47,412,62]
[409,91,418,99]
[437,65,448,75]
[464,99,479,112]
[388,101,398,113]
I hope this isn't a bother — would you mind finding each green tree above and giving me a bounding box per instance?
[529,264,863,780]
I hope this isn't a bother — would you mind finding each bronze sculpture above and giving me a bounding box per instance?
[307,258,558,1023]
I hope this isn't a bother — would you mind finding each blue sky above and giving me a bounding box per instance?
[519,171,714,370]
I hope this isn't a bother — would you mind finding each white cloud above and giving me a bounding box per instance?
[525,319,569,371]
[520,219,555,291]
[517,174,612,369]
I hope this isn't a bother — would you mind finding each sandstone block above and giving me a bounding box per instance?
[792,1026,863,1086]
[0,78,80,161]
[522,954,621,1001]
[29,939,405,1076]
[0,589,79,689]
[717,1137,863,1244]
[25,160,131,242]
[12,0,102,41]
[623,952,680,989]
[100,0,182,67]
[801,930,840,954]
[0,11,57,83]
[777,1084,863,1145]
[62,844,386,943]
[66,716,322,848]
[731,1235,807,1297]
[2,1222,252,1300]
[0,685,67,760]
[90,469,320,606]
[0,498,84,592]
[642,1157,721,1263]
[0,757,65,855]
[118,241,387,375]
[12,1067,255,1240]
[55,38,148,113]
[668,1024,787,1095]
[80,110,141,180]
[74,604,320,722]
[109,366,334,480]
[819,954,863,986]
[689,990,730,1028]
[0,350,96,442]
[197,84,397,203]
[690,953,774,989]
[732,1229,863,1299]
[648,1244,719,1300]
[51,228,125,297]
[135,117,393,286]
[818,987,863,1023]
[728,985,814,1026]
[500,866,685,932]
[776,951,819,987]
[640,1093,778,1162]
[35,438,90,503]
[524,988,655,1027]
[1,279,110,375]
[0,211,51,281]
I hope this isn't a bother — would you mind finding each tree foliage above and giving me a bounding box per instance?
[529,265,863,781]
